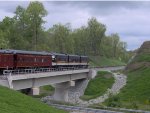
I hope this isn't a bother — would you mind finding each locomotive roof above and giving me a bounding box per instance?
[4,49,52,55]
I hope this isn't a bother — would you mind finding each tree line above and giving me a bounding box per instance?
[0,1,129,62]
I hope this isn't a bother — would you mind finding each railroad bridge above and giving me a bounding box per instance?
[0,68,96,102]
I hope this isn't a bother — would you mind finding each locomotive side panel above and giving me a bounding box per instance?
[56,55,68,63]
[80,56,89,67]
[68,55,80,66]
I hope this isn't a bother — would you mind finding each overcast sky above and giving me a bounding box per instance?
[0,1,150,50]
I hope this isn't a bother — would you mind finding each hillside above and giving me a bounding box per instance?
[80,71,114,100]
[89,56,126,67]
[0,86,67,113]
[125,41,150,71]
[105,41,150,110]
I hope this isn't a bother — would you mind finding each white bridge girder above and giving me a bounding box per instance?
[0,69,93,90]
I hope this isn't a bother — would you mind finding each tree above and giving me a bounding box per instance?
[0,17,15,49]
[14,6,27,32]
[87,17,106,55]
[111,33,120,58]
[48,24,72,53]
[0,30,9,49]
[71,26,88,55]
[26,1,47,50]
[13,6,30,50]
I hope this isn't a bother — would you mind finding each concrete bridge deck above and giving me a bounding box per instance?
[0,68,93,89]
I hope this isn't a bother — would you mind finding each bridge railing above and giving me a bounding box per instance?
[0,75,7,80]
[2,67,88,76]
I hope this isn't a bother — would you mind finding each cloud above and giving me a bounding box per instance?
[0,1,29,13]
[43,1,91,29]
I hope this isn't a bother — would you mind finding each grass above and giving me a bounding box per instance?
[118,68,150,102]
[80,71,114,100]
[0,85,67,113]
[133,53,150,62]
[103,67,150,110]
[103,52,150,111]
[89,56,126,67]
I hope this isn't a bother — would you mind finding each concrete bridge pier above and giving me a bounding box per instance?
[32,87,40,95]
[53,81,74,102]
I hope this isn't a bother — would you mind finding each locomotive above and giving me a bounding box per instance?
[0,49,88,71]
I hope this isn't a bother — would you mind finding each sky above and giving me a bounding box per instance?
[0,1,150,50]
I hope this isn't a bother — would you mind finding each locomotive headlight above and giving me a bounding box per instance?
[52,55,55,59]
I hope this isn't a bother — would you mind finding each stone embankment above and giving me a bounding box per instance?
[68,79,89,103]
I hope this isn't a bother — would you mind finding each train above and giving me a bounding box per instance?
[0,49,88,71]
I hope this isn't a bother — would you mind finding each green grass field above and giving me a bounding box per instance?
[89,56,126,67]
[103,67,150,110]
[133,53,150,62]
[80,71,114,100]
[0,86,67,113]
[103,51,150,110]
